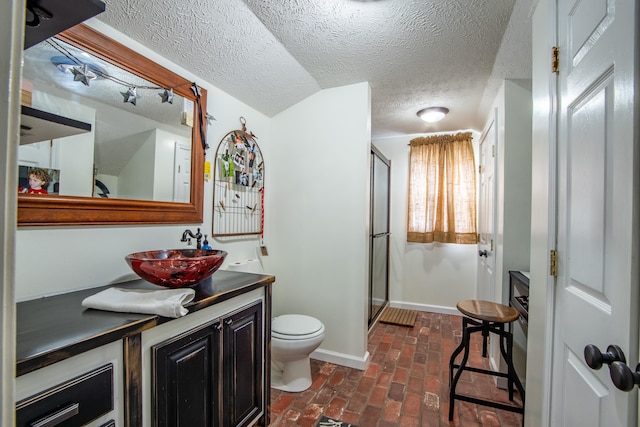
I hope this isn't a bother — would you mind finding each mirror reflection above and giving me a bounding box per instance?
[20,37,194,202]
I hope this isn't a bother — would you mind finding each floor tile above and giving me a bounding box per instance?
[269,311,523,426]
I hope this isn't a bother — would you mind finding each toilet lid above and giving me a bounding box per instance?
[272,314,323,336]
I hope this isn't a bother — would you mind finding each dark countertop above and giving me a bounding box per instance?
[16,270,275,377]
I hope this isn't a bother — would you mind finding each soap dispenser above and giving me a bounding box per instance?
[202,235,212,250]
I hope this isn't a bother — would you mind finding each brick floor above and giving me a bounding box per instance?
[269,311,523,427]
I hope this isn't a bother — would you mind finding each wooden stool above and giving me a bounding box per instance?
[449,300,525,421]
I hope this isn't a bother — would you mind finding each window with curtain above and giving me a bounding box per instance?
[407,132,477,244]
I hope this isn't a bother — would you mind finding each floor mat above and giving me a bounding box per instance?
[317,416,359,427]
[378,306,417,327]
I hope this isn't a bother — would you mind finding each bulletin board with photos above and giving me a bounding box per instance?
[212,118,264,237]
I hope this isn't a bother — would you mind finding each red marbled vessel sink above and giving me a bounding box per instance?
[125,249,228,288]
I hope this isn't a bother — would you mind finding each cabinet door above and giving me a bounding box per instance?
[222,301,263,427]
[153,323,220,427]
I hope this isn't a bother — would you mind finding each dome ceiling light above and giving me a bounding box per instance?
[417,107,449,123]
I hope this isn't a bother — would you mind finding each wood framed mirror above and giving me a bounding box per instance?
[18,24,206,226]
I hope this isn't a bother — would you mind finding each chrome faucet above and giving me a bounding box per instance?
[181,228,203,249]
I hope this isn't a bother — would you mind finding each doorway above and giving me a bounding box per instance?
[477,116,497,303]
[368,146,390,328]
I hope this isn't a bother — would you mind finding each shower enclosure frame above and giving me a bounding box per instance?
[368,145,390,328]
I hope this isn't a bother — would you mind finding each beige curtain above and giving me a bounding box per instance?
[407,132,477,244]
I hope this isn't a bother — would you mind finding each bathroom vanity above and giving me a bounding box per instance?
[15,270,274,427]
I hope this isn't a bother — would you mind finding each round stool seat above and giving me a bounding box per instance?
[456,300,519,323]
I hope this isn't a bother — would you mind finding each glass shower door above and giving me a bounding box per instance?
[369,147,390,327]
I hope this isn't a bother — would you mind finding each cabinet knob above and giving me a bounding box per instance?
[584,344,626,370]
[215,322,223,331]
[610,361,640,392]
[225,319,233,325]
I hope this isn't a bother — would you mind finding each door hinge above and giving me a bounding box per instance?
[479,165,483,174]
[491,145,495,157]
[550,249,558,276]
[490,239,494,251]
[551,46,559,74]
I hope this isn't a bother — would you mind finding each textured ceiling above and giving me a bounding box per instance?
[98,0,532,139]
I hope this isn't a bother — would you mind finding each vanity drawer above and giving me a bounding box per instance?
[16,364,113,427]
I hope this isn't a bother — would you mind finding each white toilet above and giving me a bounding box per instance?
[271,314,325,392]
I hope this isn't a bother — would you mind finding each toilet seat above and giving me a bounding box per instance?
[272,314,324,340]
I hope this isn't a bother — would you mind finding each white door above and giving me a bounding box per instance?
[477,114,497,302]
[550,0,638,425]
[173,142,191,203]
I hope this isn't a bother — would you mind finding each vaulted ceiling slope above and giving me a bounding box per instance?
[98,0,532,139]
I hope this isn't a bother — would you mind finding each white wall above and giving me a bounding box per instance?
[118,130,155,200]
[372,133,480,314]
[481,79,532,387]
[265,82,372,368]
[493,79,532,307]
[58,129,95,197]
[153,129,189,202]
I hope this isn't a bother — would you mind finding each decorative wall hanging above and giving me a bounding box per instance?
[212,117,264,237]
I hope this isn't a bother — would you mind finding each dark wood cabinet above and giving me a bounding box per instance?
[153,300,263,427]
[16,272,274,427]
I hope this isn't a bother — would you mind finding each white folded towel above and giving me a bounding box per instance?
[82,287,196,318]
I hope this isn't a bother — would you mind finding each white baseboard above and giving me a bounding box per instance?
[311,348,370,371]
[389,300,460,317]
[309,303,459,371]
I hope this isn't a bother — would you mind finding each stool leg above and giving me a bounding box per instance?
[449,318,471,421]
[498,323,525,405]
[498,324,515,401]
[448,317,468,386]
[482,321,490,357]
